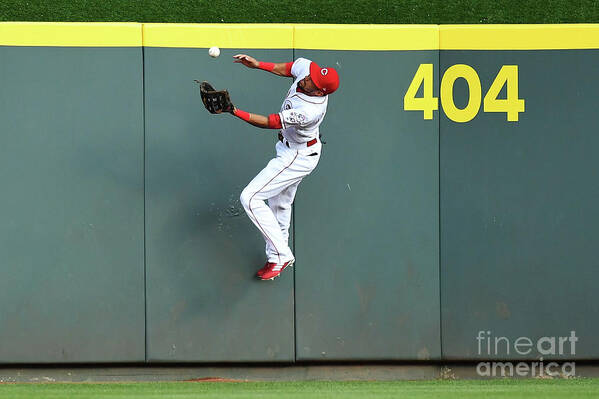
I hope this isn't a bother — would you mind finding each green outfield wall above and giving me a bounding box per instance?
[292,48,440,361]
[144,45,297,362]
[0,23,598,364]
[0,23,145,362]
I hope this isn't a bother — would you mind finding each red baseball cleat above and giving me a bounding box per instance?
[259,259,294,281]
[256,262,275,278]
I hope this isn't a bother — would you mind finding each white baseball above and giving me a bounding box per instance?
[208,46,220,58]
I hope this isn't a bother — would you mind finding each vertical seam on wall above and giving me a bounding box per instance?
[141,26,148,363]
[437,26,443,361]
[291,26,297,363]
[292,195,297,362]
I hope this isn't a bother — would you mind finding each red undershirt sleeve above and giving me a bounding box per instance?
[284,62,293,77]
[267,113,283,129]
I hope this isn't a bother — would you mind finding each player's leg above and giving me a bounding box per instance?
[266,180,300,261]
[240,148,303,264]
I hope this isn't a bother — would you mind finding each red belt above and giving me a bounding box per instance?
[278,133,317,148]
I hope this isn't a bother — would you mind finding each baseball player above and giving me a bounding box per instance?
[230,54,339,281]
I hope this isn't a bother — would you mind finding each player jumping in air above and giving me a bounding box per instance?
[231,54,339,281]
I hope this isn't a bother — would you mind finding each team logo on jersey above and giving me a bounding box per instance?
[286,111,305,124]
[284,100,292,110]
[321,68,328,76]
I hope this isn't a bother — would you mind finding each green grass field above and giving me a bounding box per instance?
[0,0,598,23]
[1,379,599,399]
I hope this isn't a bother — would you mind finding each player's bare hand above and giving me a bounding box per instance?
[233,54,259,68]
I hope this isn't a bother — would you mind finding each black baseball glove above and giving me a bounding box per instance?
[195,80,234,114]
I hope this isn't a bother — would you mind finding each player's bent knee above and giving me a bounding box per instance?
[239,189,252,210]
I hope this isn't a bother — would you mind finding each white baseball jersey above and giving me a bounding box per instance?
[278,58,328,144]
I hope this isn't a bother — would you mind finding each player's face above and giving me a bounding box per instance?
[298,75,322,96]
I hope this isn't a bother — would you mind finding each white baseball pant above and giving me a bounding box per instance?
[240,139,321,264]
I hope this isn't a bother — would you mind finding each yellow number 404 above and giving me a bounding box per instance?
[403,64,525,122]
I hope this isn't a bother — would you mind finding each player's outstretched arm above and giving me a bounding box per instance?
[233,54,292,77]
[231,107,282,129]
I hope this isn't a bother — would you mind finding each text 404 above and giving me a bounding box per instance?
[404,64,525,122]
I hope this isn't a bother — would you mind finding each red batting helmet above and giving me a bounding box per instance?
[309,62,340,95]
